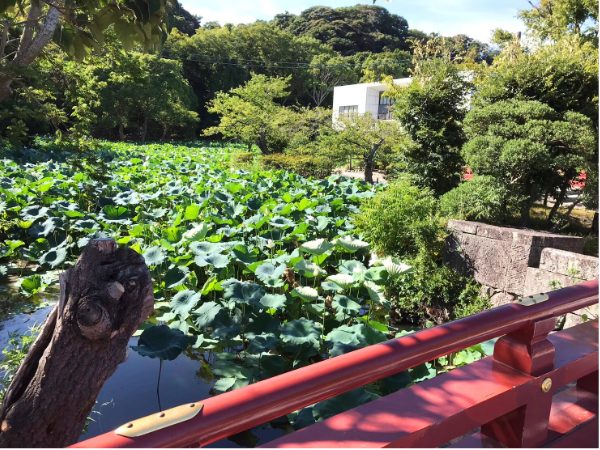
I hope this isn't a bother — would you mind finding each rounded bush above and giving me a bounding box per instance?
[440,175,508,224]
[353,178,440,258]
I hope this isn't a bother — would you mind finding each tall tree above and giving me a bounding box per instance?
[0,0,170,102]
[388,57,470,195]
[204,73,291,154]
[519,0,598,42]
[462,99,595,225]
[307,53,358,106]
[273,5,410,55]
[320,113,405,183]
[360,49,411,82]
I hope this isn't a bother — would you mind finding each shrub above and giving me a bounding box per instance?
[440,176,508,224]
[354,178,489,324]
[386,256,489,325]
[353,178,441,258]
[262,153,335,178]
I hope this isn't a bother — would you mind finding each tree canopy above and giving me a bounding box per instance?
[273,5,410,55]
[204,73,292,154]
[0,0,171,101]
[463,99,595,224]
[388,58,470,195]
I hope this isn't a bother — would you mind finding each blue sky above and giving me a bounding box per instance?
[179,0,529,43]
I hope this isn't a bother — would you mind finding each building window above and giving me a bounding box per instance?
[339,105,358,116]
[378,91,394,119]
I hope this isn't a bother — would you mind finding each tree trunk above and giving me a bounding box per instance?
[0,76,12,103]
[364,141,382,184]
[364,156,374,183]
[140,116,148,143]
[118,123,125,141]
[520,198,532,227]
[13,0,64,67]
[160,123,168,141]
[547,182,569,226]
[0,239,154,447]
[565,194,582,217]
[590,212,598,235]
[257,130,268,154]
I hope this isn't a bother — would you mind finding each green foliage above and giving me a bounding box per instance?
[262,153,335,179]
[440,176,509,223]
[388,58,470,195]
[353,177,487,323]
[386,257,488,324]
[462,99,595,224]
[360,49,412,82]
[306,54,360,106]
[353,179,440,258]
[68,48,199,141]
[273,5,410,56]
[0,0,171,107]
[1,141,416,406]
[519,0,598,42]
[321,113,407,183]
[205,74,291,154]
[163,22,332,118]
[0,326,40,403]
[474,36,598,124]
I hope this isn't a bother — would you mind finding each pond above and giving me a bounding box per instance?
[0,298,286,447]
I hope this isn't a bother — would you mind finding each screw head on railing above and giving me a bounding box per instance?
[541,377,552,393]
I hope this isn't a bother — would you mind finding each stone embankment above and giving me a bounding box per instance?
[445,220,598,327]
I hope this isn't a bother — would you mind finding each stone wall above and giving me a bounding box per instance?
[445,220,588,306]
[523,248,598,327]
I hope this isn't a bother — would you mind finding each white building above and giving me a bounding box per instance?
[332,78,411,124]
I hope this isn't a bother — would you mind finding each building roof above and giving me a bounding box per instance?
[334,78,412,89]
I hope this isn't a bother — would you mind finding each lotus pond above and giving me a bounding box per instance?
[0,142,492,444]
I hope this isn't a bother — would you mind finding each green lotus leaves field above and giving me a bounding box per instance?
[2,142,489,426]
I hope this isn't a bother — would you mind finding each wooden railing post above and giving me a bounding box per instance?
[481,317,556,447]
[577,370,598,394]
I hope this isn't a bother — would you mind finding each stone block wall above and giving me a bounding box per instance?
[523,248,598,327]
[445,220,588,307]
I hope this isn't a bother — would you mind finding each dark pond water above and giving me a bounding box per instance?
[0,301,286,447]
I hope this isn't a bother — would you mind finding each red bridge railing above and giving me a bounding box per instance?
[74,279,598,448]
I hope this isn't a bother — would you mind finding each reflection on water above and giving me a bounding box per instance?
[0,301,285,447]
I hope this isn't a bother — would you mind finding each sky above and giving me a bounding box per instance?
[179,0,529,43]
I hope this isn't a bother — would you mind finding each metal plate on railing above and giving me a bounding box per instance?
[518,293,550,307]
[114,402,203,437]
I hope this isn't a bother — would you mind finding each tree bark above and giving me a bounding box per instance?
[0,0,64,103]
[14,0,64,67]
[140,116,148,143]
[547,182,569,226]
[364,156,374,183]
[0,239,154,447]
[118,123,125,141]
[364,140,383,183]
[0,75,12,103]
[257,129,268,154]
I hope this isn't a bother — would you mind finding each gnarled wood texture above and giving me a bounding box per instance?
[0,239,153,447]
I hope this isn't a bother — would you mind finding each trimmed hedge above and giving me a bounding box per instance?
[262,153,335,178]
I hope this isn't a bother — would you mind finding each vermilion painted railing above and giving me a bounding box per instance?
[74,279,599,448]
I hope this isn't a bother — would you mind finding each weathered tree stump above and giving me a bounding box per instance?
[0,239,154,447]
